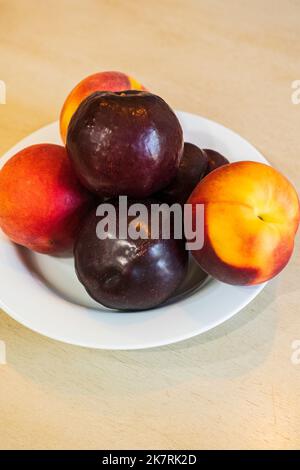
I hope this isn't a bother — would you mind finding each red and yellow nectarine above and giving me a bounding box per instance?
[188,161,299,285]
[60,71,146,143]
[0,144,94,255]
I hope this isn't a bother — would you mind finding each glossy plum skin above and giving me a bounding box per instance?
[157,143,208,205]
[74,200,189,311]
[203,149,229,175]
[67,91,184,198]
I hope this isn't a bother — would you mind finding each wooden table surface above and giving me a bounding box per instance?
[0,0,299,450]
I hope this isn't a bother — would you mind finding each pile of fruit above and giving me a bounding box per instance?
[0,71,299,311]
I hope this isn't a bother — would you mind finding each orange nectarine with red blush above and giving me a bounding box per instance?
[187,161,299,285]
[60,71,146,143]
[0,144,94,255]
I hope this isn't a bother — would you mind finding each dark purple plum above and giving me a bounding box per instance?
[203,149,229,175]
[157,142,208,205]
[67,91,183,198]
[74,199,188,311]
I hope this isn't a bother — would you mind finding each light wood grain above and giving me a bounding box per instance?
[0,0,299,450]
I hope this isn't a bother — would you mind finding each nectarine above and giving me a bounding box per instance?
[0,144,94,255]
[188,161,299,285]
[60,71,146,143]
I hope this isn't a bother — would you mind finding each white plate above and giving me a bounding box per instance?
[0,112,267,350]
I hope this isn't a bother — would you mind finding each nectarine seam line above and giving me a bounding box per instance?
[198,200,254,209]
